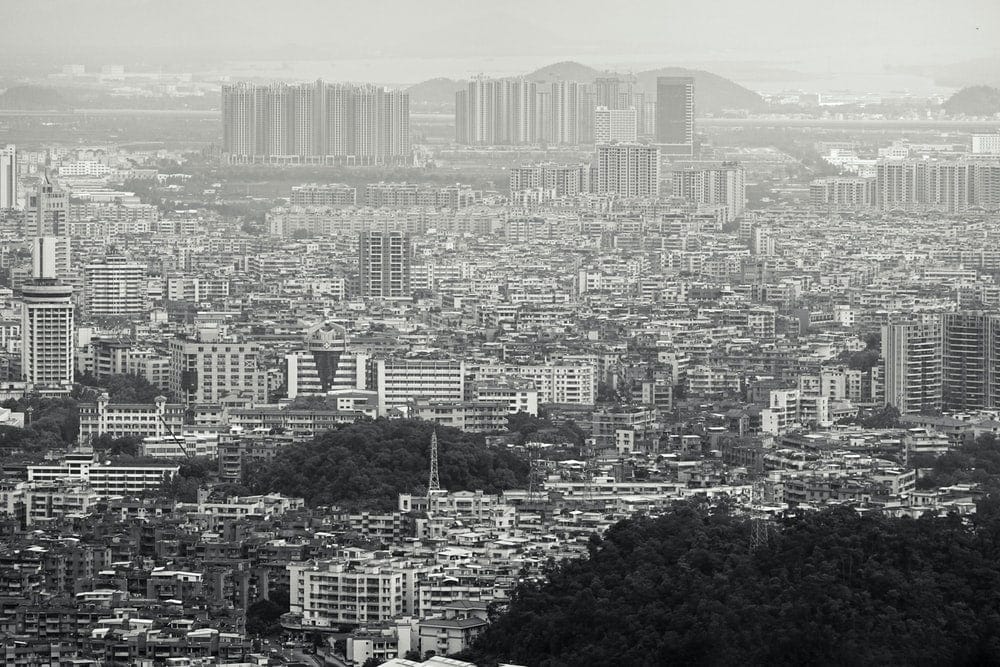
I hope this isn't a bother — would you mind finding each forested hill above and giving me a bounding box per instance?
[460,505,1000,667]
[244,419,528,510]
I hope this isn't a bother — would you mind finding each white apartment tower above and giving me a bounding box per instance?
[83,256,147,318]
[21,237,74,388]
[594,107,638,144]
[359,230,412,299]
[595,143,660,198]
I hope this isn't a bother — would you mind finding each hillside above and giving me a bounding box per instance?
[406,60,766,113]
[460,504,1000,667]
[942,85,1000,116]
[524,60,602,83]
[406,77,466,107]
[244,418,528,510]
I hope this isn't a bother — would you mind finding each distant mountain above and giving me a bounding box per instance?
[406,61,765,113]
[406,77,466,107]
[0,85,69,110]
[942,85,1000,116]
[524,61,603,83]
[899,57,1000,89]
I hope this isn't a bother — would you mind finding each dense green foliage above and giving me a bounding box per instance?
[245,419,529,510]
[461,505,1000,666]
[0,395,80,452]
[942,85,1000,115]
[916,433,1000,489]
[77,372,174,403]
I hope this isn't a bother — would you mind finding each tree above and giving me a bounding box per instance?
[245,419,529,510]
[459,505,1000,667]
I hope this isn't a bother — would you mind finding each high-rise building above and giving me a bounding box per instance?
[549,81,579,145]
[670,163,746,221]
[594,107,638,144]
[221,81,410,165]
[83,256,147,318]
[941,312,1000,411]
[21,237,74,388]
[882,321,942,414]
[655,76,695,156]
[455,77,537,145]
[359,230,412,299]
[595,143,660,198]
[0,145,15,209]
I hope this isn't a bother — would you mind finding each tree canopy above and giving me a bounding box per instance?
[460,504,1000,666]
[245,419,529,510]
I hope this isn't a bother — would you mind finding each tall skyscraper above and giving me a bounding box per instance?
[882,321,942,414]
[595,143,660,198]
[656,76,695,156]
[221,81,411,165]
[670,163,746,221]
[594,107,638,144]
[21,237,74,388]
[359,230,412,299]
[942,312,1000,410]
[0,145,16,209]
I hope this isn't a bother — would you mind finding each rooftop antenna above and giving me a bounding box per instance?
[428,430,441,494]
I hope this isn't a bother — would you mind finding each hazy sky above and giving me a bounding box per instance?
[7,0,1000,79]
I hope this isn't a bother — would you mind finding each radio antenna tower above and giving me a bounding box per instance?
[428,430,441,494]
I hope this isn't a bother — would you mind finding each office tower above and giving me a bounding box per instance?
[941,312,1000,410]
[670,163,746,221]
[83,256,147,318]
[882,322,942,414]
[221,81,411,165]
[456,77,537,145]
[550,82,579,145]
[595,143,660,198]
[809,177,876,210]
[0,145,15,209]
[371,358,466,414]
[594,107,638,144]
[359,230,412,299]
[509,163,591,198]
[21,238,74,388]
[575,85,597,144]
[656,76,695,156]
[168,326,267,405]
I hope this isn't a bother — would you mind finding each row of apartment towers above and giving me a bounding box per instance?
[455,76,695,154]
[222,80,410,165]
[884,312,1000,414]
